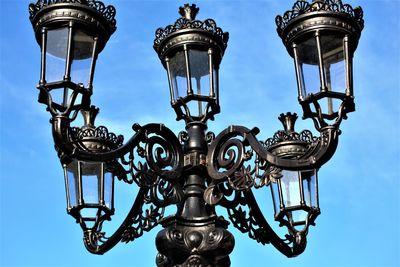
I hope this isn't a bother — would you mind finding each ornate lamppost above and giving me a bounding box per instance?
[28,1,364,266]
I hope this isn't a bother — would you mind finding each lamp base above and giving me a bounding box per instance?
[155,216,234,267]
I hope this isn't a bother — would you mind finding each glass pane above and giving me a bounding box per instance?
[169,51,187,101]
[281,170,301,208]
[46,27,68,83]
[66,161,79,208]
[71,30,95,87]
[104,171,113,209]
[297,38,320,96]
[189,50,210,97]
[321,35,345,94]
[81,162,102,204]
[270,180,281,216]
[302,170,318,208]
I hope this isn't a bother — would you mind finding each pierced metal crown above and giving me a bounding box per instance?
[153,3,229,60]
[29,0,116,28]
[70,107,123,152]
[276,0,364,35]
[275,0,364,58]
[265,113,317,158]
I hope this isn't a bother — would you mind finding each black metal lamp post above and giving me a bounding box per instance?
[28,1,364,266]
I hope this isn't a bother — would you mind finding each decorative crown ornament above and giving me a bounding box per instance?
[70,106,123,153]
[153,3,229,62]
[275,0,364,56]
[265,113,317,157]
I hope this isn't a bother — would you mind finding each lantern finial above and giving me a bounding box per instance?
[81,106,100,129]
[278,112,298,133]
[179,4,199,21]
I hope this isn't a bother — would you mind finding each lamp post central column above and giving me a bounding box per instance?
[155,122,235,267]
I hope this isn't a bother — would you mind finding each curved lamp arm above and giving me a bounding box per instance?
[84,187,166,254]
[243,190,306,257]
[206,124,339,181]
[52,115,184,182]
[217,184,306,257]
[83,188,149,254]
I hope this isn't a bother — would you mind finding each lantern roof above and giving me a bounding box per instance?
[153,4,229,61]
[276,0,364,57]
[70,106,123,153]
[265,113,317,158]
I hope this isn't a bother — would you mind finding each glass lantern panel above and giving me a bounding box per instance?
[321,35,345,94]
[297,37,320,97]
[46,27,69,83]
[189,50,210,97]
[270,180,281,216]
[71,29,95,87]
[169,50,187,101]
[81,161,102,204]
[302,170,318,208]
[104,171,113,209]
[281,170,301,208]
[66,160,79,208]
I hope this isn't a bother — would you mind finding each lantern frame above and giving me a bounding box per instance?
[270,169,320,233]
[64,160,115,230]
[154,4,229,123]
[62,106,123,231]
[29,0,116,115]
[266,113,320,234]
[276,0,364,121]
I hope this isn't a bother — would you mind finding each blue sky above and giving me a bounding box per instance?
[0,0,399,267]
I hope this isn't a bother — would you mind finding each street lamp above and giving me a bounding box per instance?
[28,0,363,266]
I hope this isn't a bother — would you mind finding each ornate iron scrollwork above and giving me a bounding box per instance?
[29,0,117,27]
[27,0,364,264]
[216,182,307,257]
[206,124,339,189]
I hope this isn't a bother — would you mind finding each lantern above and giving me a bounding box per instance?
[266,113,320,233]
[63,107,123,230]
[270,169,319,232]
[64,160,115,229]
[29,0,116,113]
[154,4,229,122]
[276,0,364,121]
